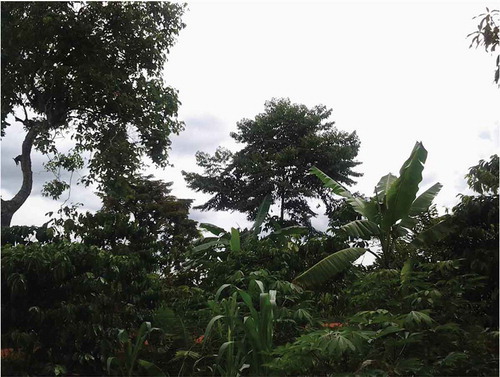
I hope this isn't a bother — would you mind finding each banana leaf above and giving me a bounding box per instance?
[341,220,380,238]
[408,182,443,217]
[382,142,428,230]
[294,247,366,288]
[252,194,272,236]
[311,166,376,220]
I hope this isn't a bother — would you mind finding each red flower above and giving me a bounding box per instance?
[1,348,24,360]
[1,348,13,358]
[194,335,204,344]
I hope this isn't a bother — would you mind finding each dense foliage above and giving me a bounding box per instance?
[2,242,163,375]
[1,4,498,377]
[2,150,498,376]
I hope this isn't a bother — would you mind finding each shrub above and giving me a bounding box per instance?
[2,241,164,375]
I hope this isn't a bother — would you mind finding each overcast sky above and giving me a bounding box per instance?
[2,1,499,232]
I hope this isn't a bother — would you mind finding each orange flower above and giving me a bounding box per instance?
[1,348,24,360]
[322,322,343,329]
[194,335,204,344]
[1,348,13,358]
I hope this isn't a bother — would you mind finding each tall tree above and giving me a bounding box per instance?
[1,2,186,226]
[183,98,361,225]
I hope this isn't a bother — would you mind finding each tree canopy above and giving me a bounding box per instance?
[183,98,361,225]
[1,2,186,226]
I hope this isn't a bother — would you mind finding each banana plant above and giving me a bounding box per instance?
[294,142,451,288]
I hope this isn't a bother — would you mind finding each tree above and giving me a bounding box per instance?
[468,8,500,86]
[427,155,499,325]
[1,2,186,226]
[72,175,200,276]
[182,98,361,225]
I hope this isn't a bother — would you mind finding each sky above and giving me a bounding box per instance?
[1,1,499,233]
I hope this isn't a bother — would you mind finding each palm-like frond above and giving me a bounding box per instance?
[341,220,380,238]
[294,248,366,288]
[310,166,374,220]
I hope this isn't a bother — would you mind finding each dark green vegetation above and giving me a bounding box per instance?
[1,3,498,377]
[3,150,498,376]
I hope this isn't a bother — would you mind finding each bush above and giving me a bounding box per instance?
[2,241,165,375]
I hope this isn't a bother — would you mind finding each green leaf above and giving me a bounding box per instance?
[215,284,232,301]
[252,194,272,236]
[270,226,308,237]
[244,316,263,356]
[294,247,366,288]
[137,359,166,376]
[238,290,258,318]
[400,258,413,286]
[193,238,229,252]
[341,220,380,238]
[230,228,240,251]
[319,332,356,354]
[204,315,226,341]
[438,352,468,367]
[250,279,265,294]
[398,216,418,230]
[400,258,413,295]
[117,329,129,344]
[411,218,453,248]
[107,357,119,375]
[199,223,227,237]
[382,142,428,230]
[173,350,201,361]
[404,311,433,326]
[311,166,374,220]
[217,341,235,362]
[408,182,442,217]
[394,358,424,374]
[138,321,152,338]
[376,325,404,338]
[375,173,397,200]
[311,166,353,197]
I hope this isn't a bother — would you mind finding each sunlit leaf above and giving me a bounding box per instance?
[230,228,240,251]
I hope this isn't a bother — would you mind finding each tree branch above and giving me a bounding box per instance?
[1,123,40,227]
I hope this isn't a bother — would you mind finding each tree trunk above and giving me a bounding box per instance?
[280,193,285,222]
[1,125,39,227]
